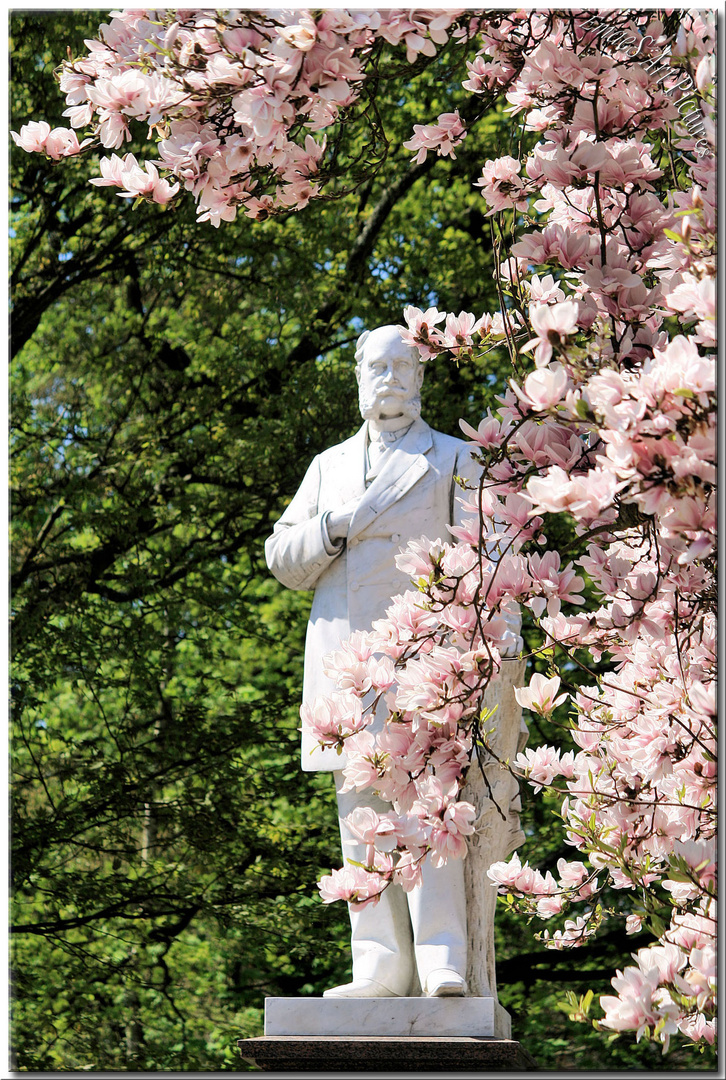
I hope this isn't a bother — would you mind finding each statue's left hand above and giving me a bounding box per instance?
[326,498,361,541]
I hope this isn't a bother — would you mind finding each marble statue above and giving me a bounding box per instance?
[265,325,525,1003]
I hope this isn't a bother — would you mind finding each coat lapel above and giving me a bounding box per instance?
[328,423,368,504]
[347,418,432,541]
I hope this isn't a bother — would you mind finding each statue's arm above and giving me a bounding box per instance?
[265,455,344,591]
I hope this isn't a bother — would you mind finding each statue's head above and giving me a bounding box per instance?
[355,325,424,422]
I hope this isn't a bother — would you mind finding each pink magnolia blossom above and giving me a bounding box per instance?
[300,692,367,752]
[511,363,569,410]
[411,775,475,866]
[528,273,566,304]
[514,674,568,717]
[403,110,466,164]
[626,913,644,935]
[393,849,424,892]
[318,865,385,908]
[458,411,513,449]
[487,853,557,897]
[521,301,580,367]
[399,305,446,360]
[278,16,318,52]
[525,466,625,523]
[515,744,563,790]
[441,311,487,352]
[12,122,89,159]
[540,915,598,950]
[536,893,564,917]
[475,155,531,214]
[368,655,396,692]
[395,536,445,579]
[600,964,666,1039]
[344,806,399,853]
[11,121,51,153]
[338,731,381,793]
[90,153,180,204]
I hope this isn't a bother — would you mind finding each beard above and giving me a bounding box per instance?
[358,387,421,421]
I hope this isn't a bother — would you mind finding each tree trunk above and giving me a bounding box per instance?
[463,657,528,999]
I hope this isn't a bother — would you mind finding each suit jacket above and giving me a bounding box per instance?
[265,417,479,770]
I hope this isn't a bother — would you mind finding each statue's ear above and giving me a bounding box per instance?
[354,330,370,385]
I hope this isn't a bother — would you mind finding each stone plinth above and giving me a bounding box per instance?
[238,998,536,1072]
[265,995,511,1039]
[238,1035,537,1072]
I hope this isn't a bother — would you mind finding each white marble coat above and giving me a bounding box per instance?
[265,417,479,770]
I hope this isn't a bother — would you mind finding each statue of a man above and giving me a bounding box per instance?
[265,325,509,1000]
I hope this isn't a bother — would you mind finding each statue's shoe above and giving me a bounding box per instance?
[323,978,402,998]
[424,969,467,997]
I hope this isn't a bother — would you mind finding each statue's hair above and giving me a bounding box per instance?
[354,330,370,371]
[354,326,420,373]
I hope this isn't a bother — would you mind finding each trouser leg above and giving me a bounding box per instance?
[334,772,415,996]
[406,851,468,994]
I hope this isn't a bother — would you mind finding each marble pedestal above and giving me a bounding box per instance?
[238,998,537,1072]
[265,995,511,1038]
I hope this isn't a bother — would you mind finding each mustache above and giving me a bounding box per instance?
[359,387,421,420]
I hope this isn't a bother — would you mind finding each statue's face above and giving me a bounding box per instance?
[356,329,423,421]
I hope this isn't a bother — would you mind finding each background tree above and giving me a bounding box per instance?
[10,9,714,1072]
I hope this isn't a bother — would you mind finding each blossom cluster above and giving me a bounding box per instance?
[392,10,715,1050]
[12,8,469,226]
[310,551,520,898]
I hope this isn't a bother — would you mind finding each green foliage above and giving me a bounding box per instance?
[10,11,716,1073]
[10,11,509,1071]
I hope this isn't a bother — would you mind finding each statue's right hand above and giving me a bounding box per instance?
[326,499,360,541]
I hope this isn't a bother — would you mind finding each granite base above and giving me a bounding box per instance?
[238,1034,537,1072]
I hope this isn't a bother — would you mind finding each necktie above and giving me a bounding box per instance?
[366,424,412,484]
[368,429,398,468]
